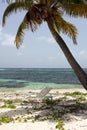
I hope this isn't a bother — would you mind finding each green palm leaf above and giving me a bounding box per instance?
[52,12,77,44]
[56,0,84,4]
[59,4,87,18]
[2,1,33,26]
[15,21,26,48]
[15,12,38,48]
[2,0,87,46]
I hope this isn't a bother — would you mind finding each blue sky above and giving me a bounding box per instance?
[0,2,87,68]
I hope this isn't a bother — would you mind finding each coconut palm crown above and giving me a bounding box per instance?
[2,0,87,90]
[3,0,87,48]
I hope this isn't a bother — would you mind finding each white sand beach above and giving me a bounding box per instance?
[0,88,87,130]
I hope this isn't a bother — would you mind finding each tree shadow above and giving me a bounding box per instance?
[29,97,87,122]
[0,96,87,123]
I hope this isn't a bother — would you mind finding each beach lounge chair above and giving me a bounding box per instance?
[29,87,53,103]
[36,87,52,99]
[29,87,53,109]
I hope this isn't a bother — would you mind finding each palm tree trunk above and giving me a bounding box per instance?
[47,21,87,90]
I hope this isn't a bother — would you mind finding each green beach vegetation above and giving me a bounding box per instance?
[56,120,65,130]
[0,116,13,124]
[2,0,87,90]
[0,99,16,109]
[0,90,87,130]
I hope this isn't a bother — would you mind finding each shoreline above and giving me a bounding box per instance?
[0,83,83,90]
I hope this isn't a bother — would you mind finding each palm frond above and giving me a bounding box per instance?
[38,0,47,4]
[29,5,43,24]
[56,0,84,4]
[52,11,77,44]
[2,1,33,26]
[37,0,57,7]
[61,21,77,44]
[59,4,87,18]
[15,12,38,48]
[15,21,26,48]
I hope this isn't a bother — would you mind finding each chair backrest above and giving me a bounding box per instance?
[36,87,52,98]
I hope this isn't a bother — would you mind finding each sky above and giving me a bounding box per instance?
[0,2,87,68]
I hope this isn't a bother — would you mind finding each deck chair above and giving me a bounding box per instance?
[30,87,53,109]
[36,87,52,99]
[29,87,53,103]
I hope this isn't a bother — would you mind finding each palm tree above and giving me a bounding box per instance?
[2,0,87,90]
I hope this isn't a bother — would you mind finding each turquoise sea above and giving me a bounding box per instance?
[0,68,87,89]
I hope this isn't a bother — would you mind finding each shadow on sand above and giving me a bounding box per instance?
[0,95,87,123]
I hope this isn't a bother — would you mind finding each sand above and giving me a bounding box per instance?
[0,87,87,130]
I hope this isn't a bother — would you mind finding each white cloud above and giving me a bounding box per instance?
[48,56,57,61]
[37,36,46,40]
[77,50,87,67]
[0,26,2,40]
[79,50,87,56]
[37,36,55,44]
[1,34,15,47]
[47,37,55,43]
[0,25,15,47]
[0,26,2,32]
[17,52,23,56]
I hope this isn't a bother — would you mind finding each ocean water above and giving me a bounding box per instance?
[0,68,87,89]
